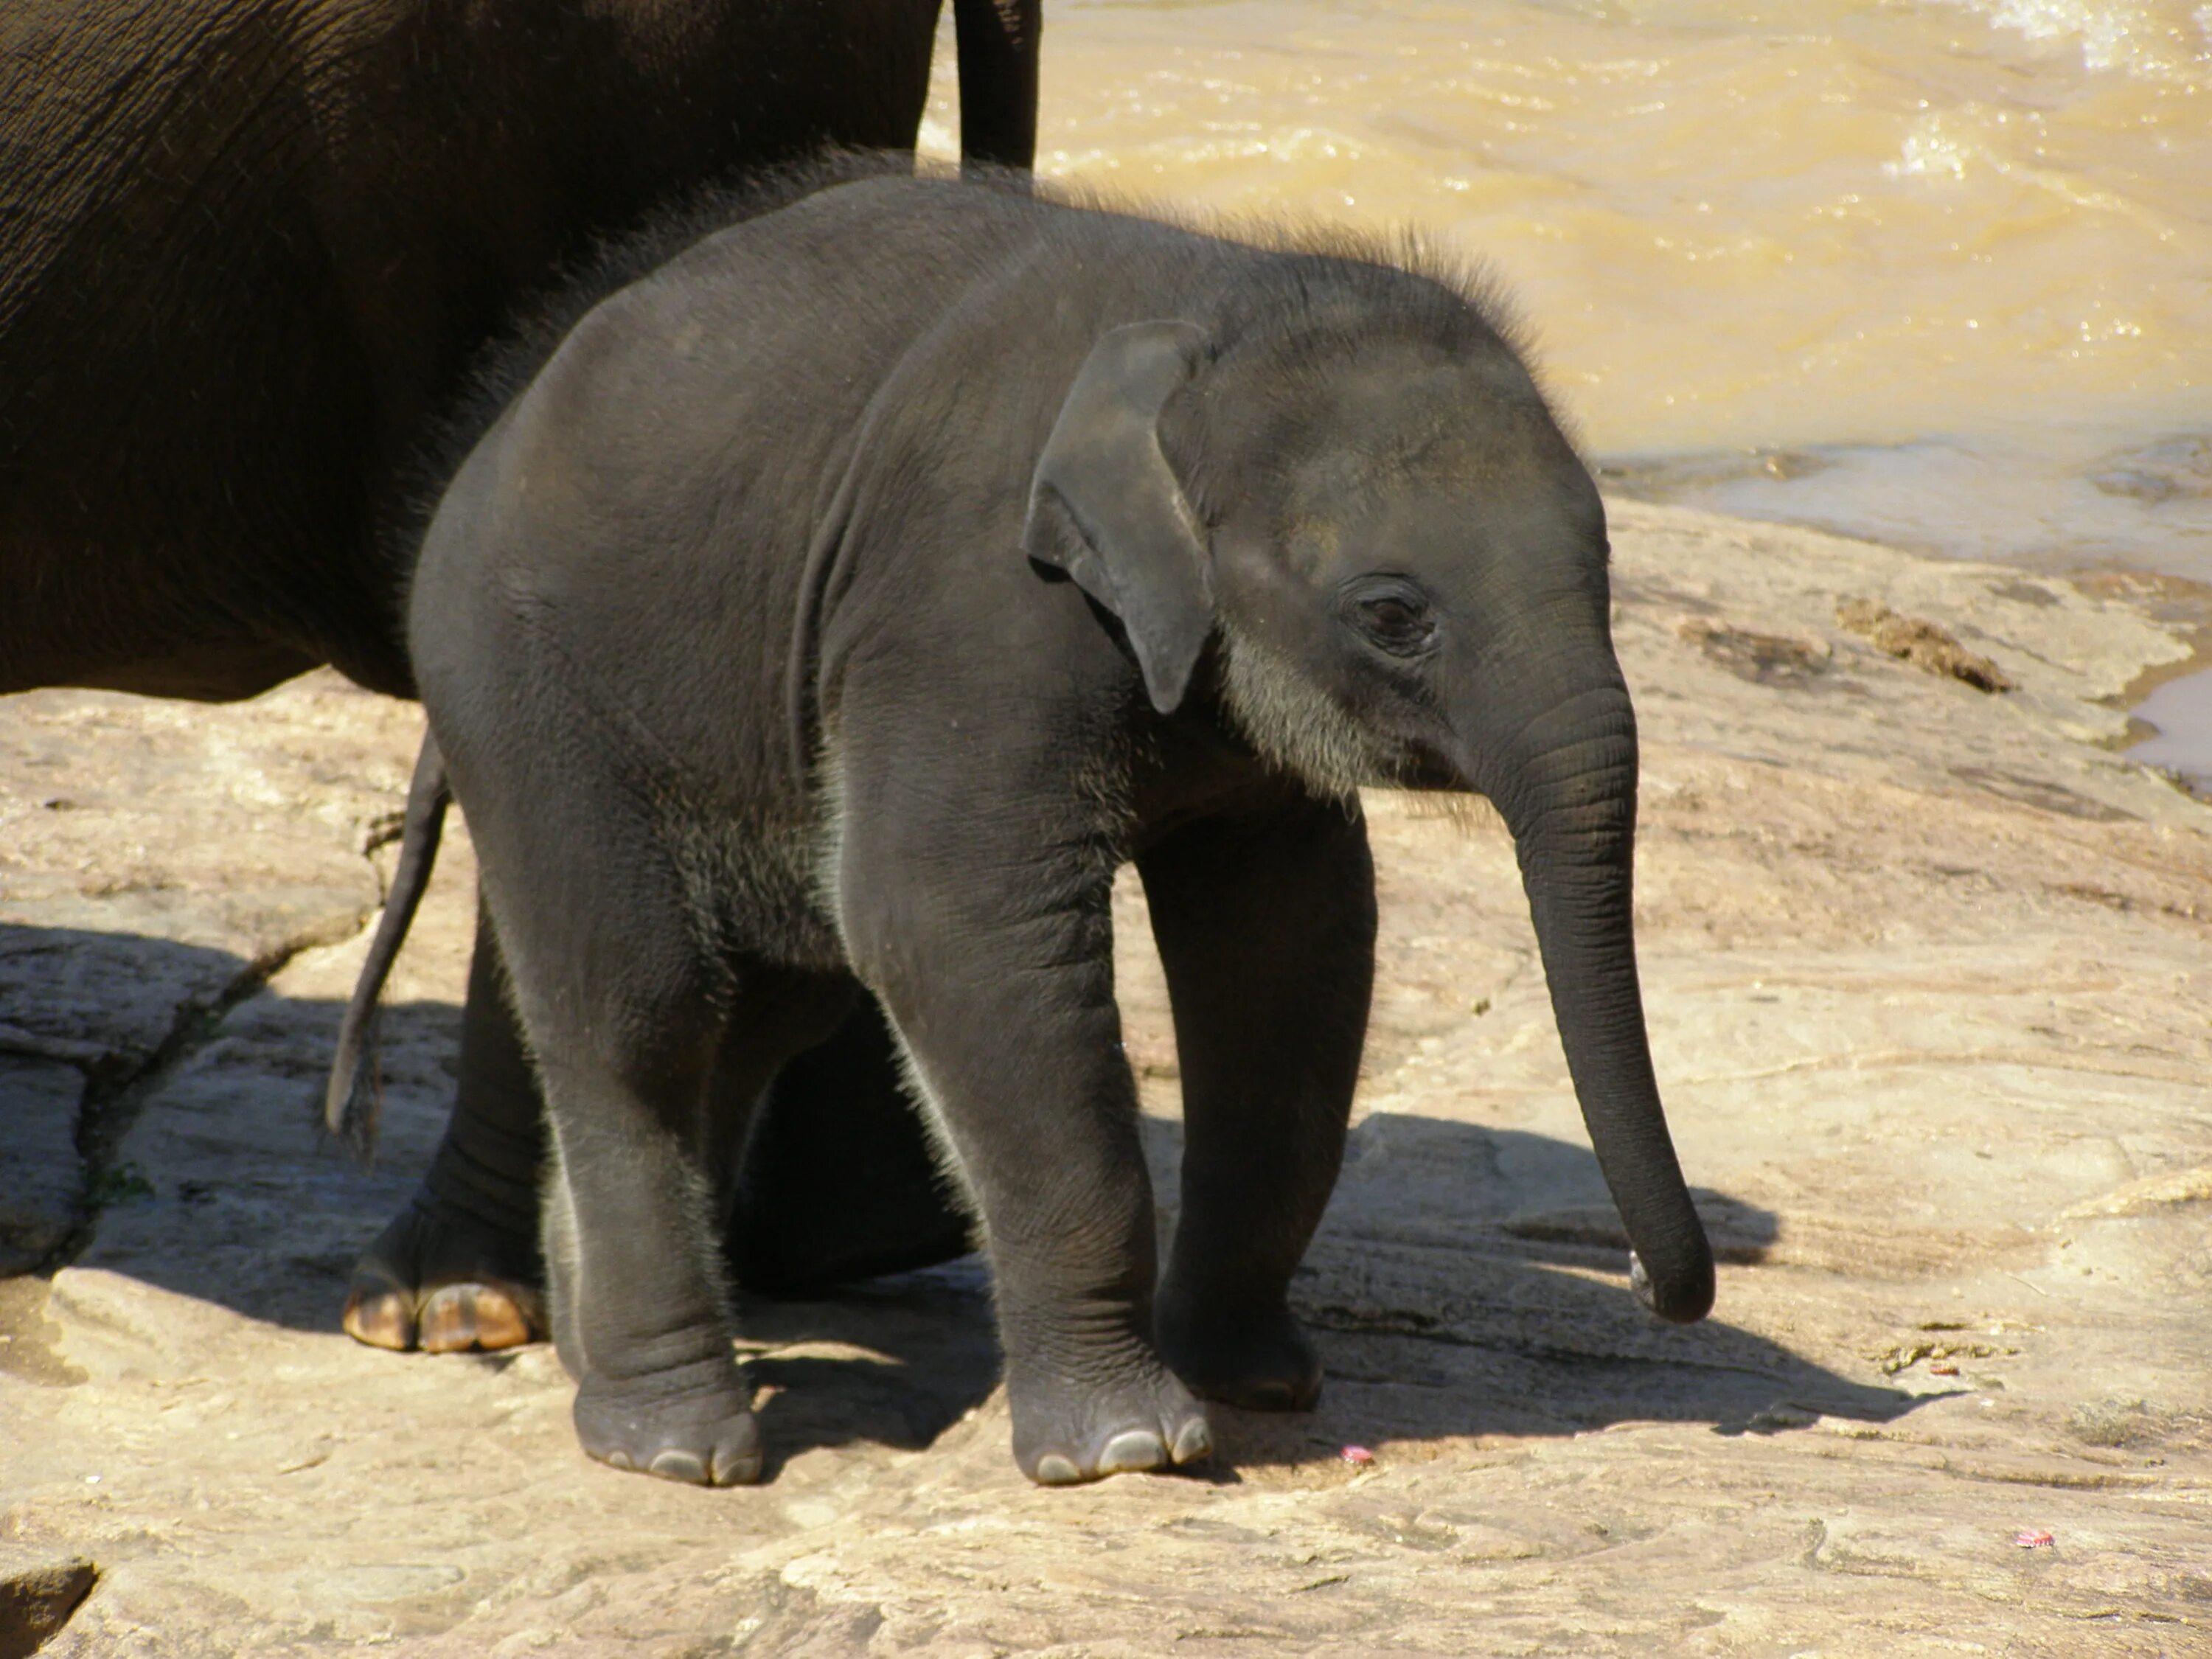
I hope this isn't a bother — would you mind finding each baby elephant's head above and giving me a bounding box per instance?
[1023,289,1615,803]
[1022,274,1715,1326]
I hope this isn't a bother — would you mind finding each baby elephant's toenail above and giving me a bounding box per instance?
[709,1447,763,1486]
[648,1448,709,1484]
[1034,1453,1084,1485]
[1171,1416,1214,1465]
[1098,1430,1166,1475]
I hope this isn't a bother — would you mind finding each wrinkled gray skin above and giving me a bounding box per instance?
[404,166,1717,1488]
[0,0,1036,1349]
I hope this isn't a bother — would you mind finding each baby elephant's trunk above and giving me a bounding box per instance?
[324,733,451,1162]
[1482,684,1714,1324]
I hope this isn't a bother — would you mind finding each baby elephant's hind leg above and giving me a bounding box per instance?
[528,941,856,1486]
[1141,799,1375,1413]
[473,787,818,1486]
[532,1018,759,1482]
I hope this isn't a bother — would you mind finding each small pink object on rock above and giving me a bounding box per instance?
[2014,1529,2054,1549]
[1340,1445,1375,1466]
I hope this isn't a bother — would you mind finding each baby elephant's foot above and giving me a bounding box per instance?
[1157,1298,1322,1413]
[344,1198,545,1354]
[1009,1353,1214,1486]
[573,1366,762,1486]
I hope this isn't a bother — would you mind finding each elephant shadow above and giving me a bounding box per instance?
[643,1111,1919,1474]
[1192,1111,1921,1467]
[1,923,1917,1472]
[724,1262,1004,1475]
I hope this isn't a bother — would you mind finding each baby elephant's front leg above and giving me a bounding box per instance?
[846,849,1209,1486]
[1140,799,1375,1412]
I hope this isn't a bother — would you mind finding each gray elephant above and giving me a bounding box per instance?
[0,0,1036,1343]
[364,157,1717,1488]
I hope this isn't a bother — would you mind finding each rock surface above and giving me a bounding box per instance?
[3,501,2209,1655]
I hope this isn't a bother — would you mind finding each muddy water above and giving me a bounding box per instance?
[924,0,2212,768]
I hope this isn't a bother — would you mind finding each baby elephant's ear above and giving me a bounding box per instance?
[1023,320,1211,714]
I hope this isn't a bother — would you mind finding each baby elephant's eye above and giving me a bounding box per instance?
[1365,597,1421,635]
[1345,581,1437,657]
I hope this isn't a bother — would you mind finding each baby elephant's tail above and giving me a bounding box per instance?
[326,732,451,1161]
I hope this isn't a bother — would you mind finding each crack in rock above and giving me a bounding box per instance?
[42,909,376,1276]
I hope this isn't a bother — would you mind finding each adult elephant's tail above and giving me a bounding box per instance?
[324,732,450,1161]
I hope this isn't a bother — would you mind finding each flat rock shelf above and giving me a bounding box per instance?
[3,501,2208,1656]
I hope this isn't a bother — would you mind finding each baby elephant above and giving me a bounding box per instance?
[397,163,1715,1487]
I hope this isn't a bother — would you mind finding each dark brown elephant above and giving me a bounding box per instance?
[1,0,1034,1349]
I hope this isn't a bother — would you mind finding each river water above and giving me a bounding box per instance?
[925,0,2212,770]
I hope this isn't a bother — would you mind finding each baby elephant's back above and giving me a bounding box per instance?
[473,176,1045,556]
[408,178,1049,740]
[604,175,1053,466]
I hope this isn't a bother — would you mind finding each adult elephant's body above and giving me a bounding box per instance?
[0,1,1032,1338]
[0,0,1034,699]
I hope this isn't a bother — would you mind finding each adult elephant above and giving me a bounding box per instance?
[0,0,1033,1347]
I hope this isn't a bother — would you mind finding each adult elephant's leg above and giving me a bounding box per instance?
[950,0,1041,169]
[1140,797,1376,1411]
[839,807,1210,1486]
[344,900,548,1352]
[347,919,978,1350]
[724,992,975,1296]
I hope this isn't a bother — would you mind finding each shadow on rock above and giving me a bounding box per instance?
[1195,1110,1916,1470]
[10,933,1913,1472]
[730,1259,1004,1478]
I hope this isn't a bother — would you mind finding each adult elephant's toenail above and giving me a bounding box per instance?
[342,1291,415,1352]
[465,1288,535,1350]
[1034,1453,1084,1486]
[418,1286,478,1352]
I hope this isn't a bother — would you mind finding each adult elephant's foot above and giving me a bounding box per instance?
[343,911,551,1352]
[1155,1295,1323,1413]
[1007,1347,1214,1486]
[572,1363,762,1486]
[342,1196,545,1353]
